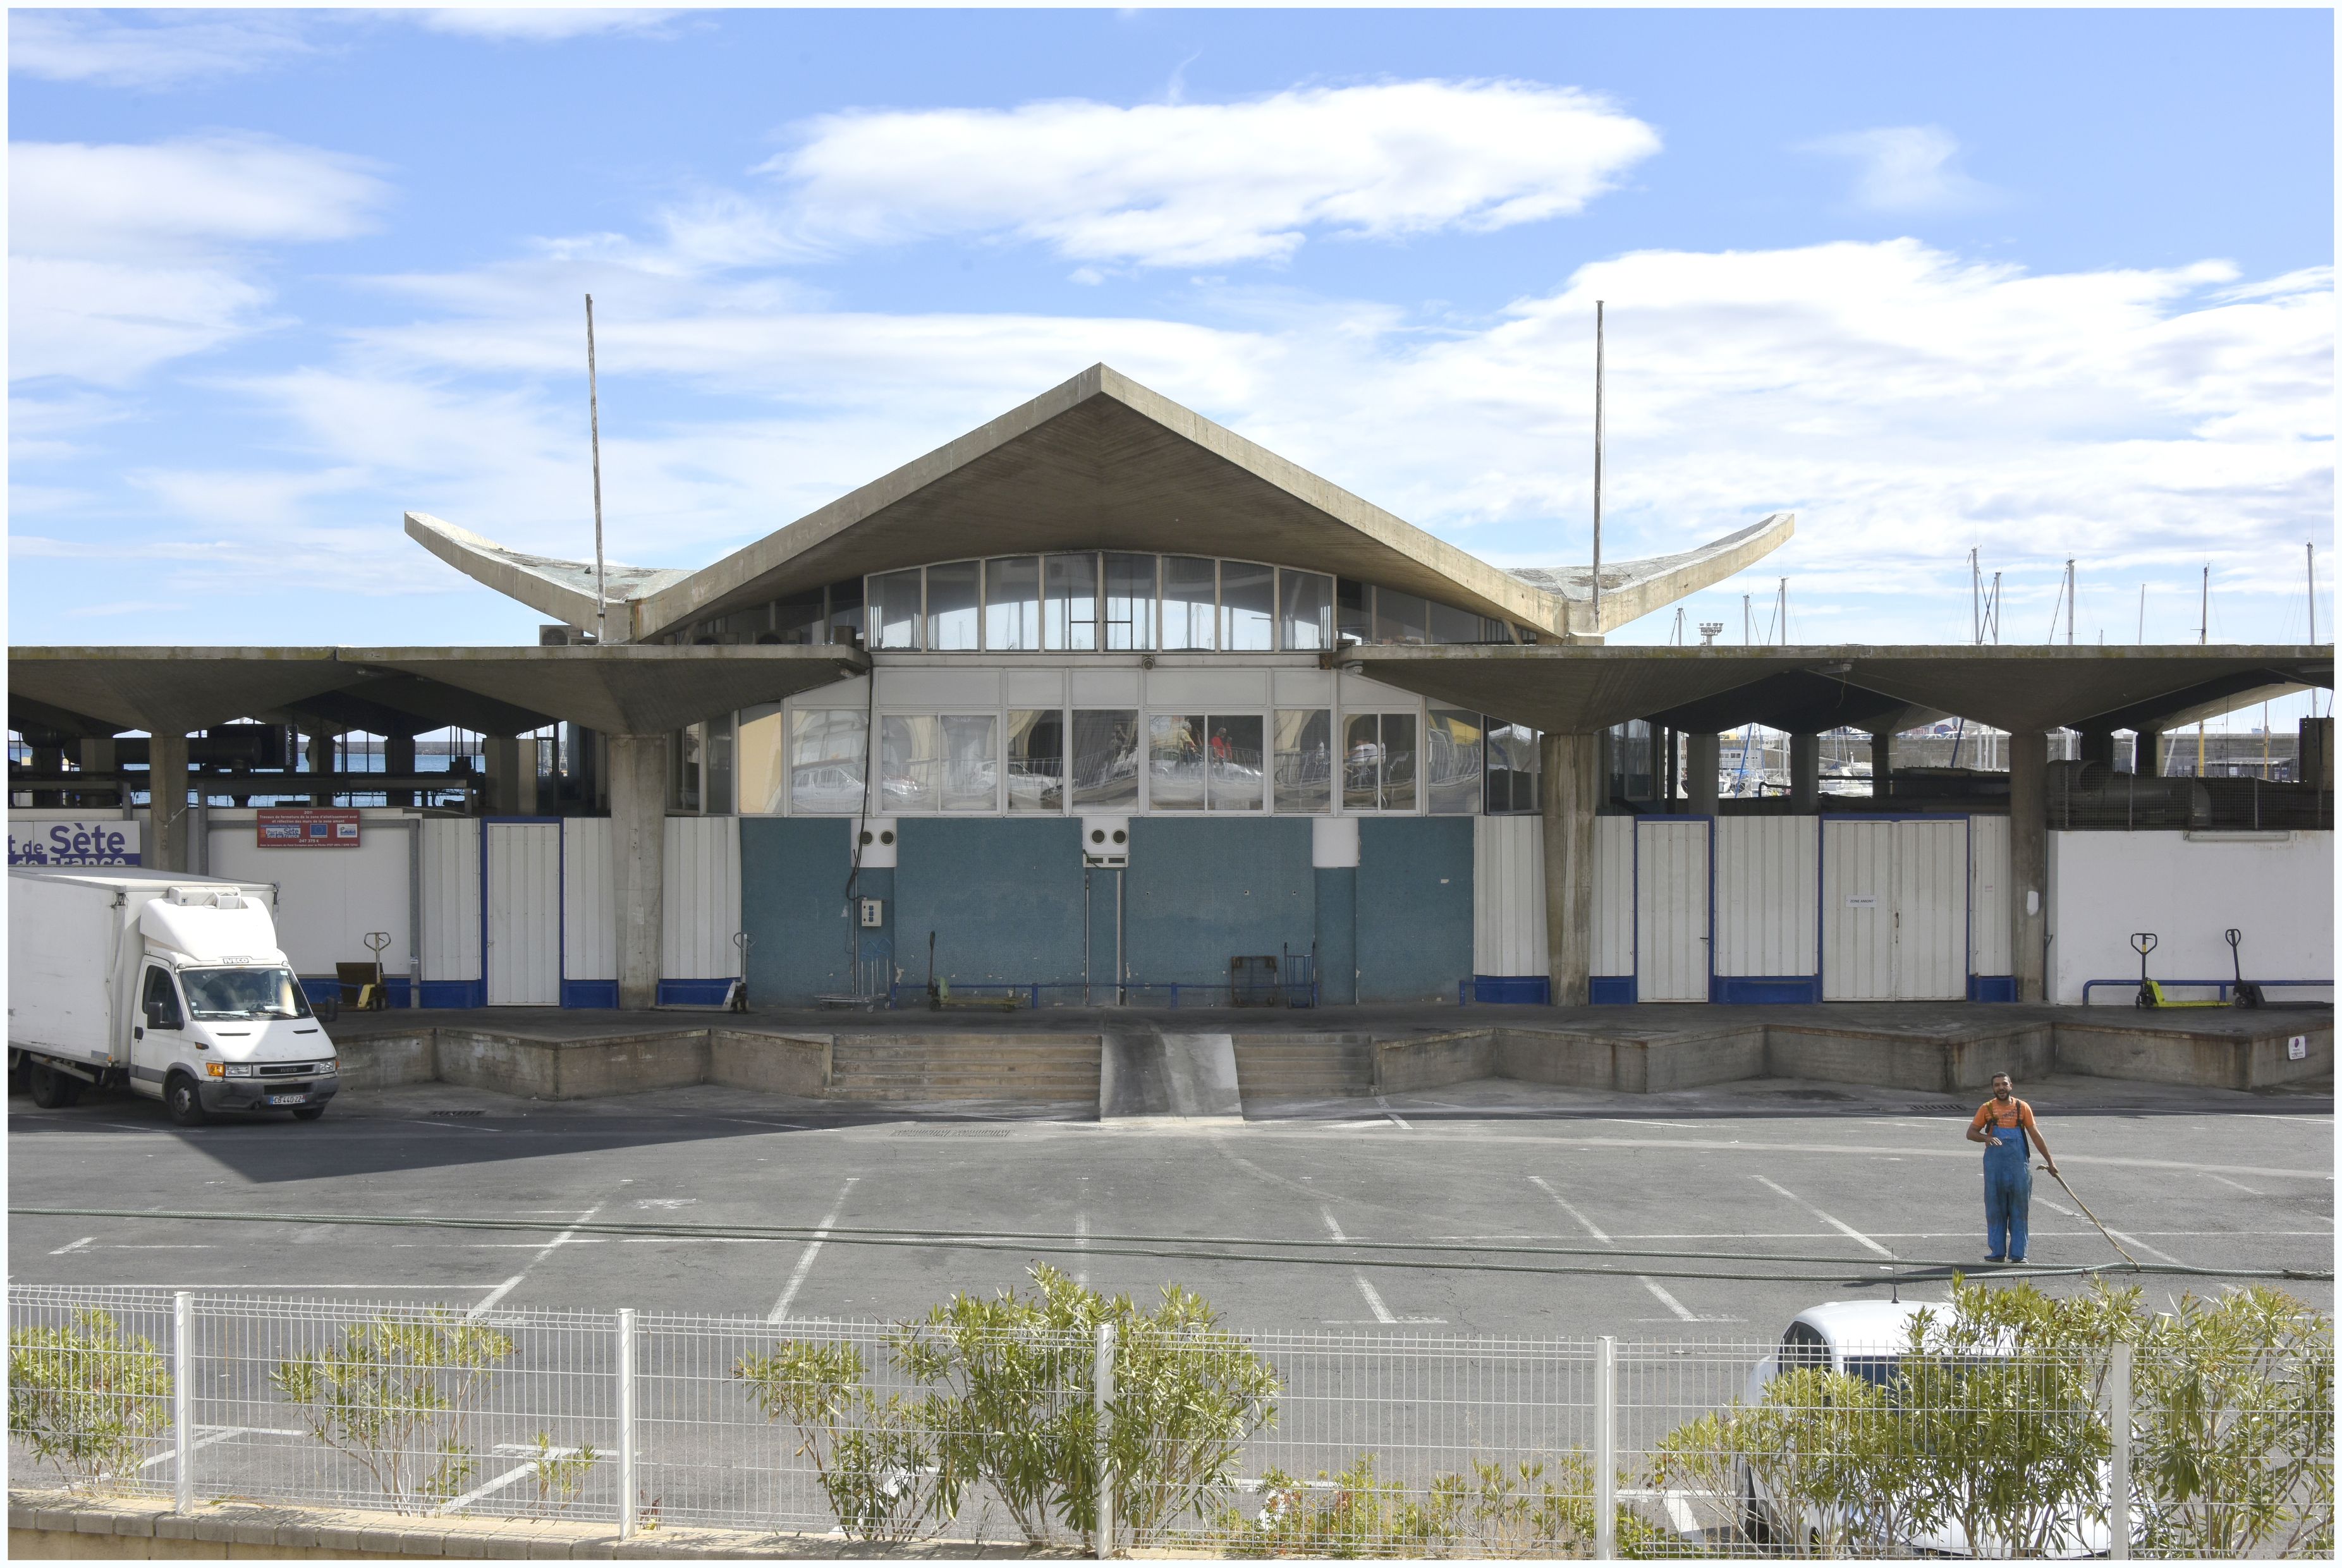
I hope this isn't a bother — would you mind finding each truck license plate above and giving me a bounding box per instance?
[266,1093,308,1105]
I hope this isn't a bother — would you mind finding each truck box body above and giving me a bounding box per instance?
[9,868,335,1118]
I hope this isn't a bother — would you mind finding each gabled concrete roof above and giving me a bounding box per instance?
[407,364,1790,643]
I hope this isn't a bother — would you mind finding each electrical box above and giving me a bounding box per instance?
[1082,816,1130,868]
[859,897,884,929]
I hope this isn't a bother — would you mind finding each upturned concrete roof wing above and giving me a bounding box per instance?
[1345,645,2333,736]
[406,365,1791,643]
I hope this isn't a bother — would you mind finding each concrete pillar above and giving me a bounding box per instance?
[2078,730,2115,770]
[1790,732,1821,813]
[609,733,666,1011]
[385,734,416,809]
[303,731,334,807]
[2009,731,2048,1003]
[147,732,191,872]
[1539,732,1601,1007]
[1870,731,1894,800]
[2135,729,2163,778]
[485,735,525,817]
[1686,732,1719,817]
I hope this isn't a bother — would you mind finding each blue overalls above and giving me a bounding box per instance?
[1983,1115,2032,1261]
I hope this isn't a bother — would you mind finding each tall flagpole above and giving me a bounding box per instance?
[586,294,607,647]
[1590,300,1604,637]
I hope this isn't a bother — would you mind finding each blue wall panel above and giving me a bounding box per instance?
[1314,866,1357,1004]
[1711,975,1821,1005]
[896,818,1085,989]
[1968,975,2018,1003]
[1087,866,1125,1000]
[1126,818,1315,987]
[740,818,862,1007]
[1589,976,1637,1005]
[1357,817,1473,1003]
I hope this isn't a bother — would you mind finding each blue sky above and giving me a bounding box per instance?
[8,8,2334,720]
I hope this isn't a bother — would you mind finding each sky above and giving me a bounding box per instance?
[8,7,2335,726]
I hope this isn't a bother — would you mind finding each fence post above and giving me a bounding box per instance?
[617,1308,637,1540]
[172,1291,195,1515]
[2108,1340,2132,1560]
[1094,1321,1116,1559]
[1595,1335,1616,1560]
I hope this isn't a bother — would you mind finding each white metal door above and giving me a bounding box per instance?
[1893,820,1968,1000]
[1635,819,1711,1003]
[1822,820,1894,999]
[485,822,560,1006]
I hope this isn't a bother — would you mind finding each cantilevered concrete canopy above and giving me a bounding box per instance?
[1642,671,1947,739]
[408,364,1792,645]
[9,645,869,739]
[1346,645,2333,736]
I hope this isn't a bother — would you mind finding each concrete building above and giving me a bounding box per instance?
[10,366,2333,1017]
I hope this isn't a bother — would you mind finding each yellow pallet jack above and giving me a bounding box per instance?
[2130,932,2226,1009]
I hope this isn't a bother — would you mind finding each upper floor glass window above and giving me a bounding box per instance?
[1161,557,1217,651]
[925,561,980,651]
[985,557,1041,651]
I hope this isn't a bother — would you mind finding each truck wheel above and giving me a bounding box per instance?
[291,1106,326,1122]
[27,1063,78,1109]
[165,1074,208,1127]
[1739,1467,1774,1545]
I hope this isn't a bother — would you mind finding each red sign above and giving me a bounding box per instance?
[256,808,362,848]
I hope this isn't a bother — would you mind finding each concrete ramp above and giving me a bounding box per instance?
[1100,1024,1242,1121]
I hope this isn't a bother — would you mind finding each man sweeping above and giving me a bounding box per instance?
[1966,1072,2059,1263]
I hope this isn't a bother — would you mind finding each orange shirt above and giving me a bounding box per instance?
[1972,1097,2037,1135]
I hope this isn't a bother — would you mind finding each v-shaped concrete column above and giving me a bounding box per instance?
[1540,732,1602,1006]
[608,734,666,1010]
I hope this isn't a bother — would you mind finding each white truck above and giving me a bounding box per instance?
[8,868,339,1126]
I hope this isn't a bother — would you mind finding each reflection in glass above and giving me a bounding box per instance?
[704,713,735,815]
[1380,712,1417,810]
[1103,554,1156,650]
[1219,562,1274,652]
[826,578,863,644]
[1148,714,1206,810]
[1426,708,1482,815]
[788,709,868,814]
[941,714,997,811]
[925,561,980,650]
[1485,720,1541,814]
[1337,579,1370,643]
[1006,710,1064,812]
[880,715,939,813]
[671,723,702,812]
[1430,602,1483,645]
[1207,714,1266,811]
[772,588,825,645]
[1161,557,1216,650]
[1274,709,1333,813]
[1280,572,1334,652]
[984,557,1040,651]
[869,569,922,650]
[738,709,786,814]
[1376,588,1430,645]
[1071,710,1140,810]
[1343,714,1382,812]
[1045,554,1099,651]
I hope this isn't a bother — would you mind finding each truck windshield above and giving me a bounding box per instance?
[181,967,313,1021]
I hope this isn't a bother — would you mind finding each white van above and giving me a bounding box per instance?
[8,868,339,1126]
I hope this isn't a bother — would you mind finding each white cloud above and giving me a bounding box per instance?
[9,135,389,385]
[745,80,1661,268]
[7,11,321,88]
[1803,125,1995,216]
[416,9,680,42]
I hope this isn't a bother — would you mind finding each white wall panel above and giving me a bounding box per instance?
[563,818,616,981]
[1714,817,1818,976]
[1592,815,1634,976]
[2049,830,2333,1004]
[205,813,411,978]
[419,818,480,983]
[1472,815,1545,976]
[1893,820,1969,1000]
[1822,820,1894,1000]
[1968,814,2011,977]
[877,668,1001,708]
[663,816,743,978]
[1635,820,1711,1002]
[485,822,560,1006]
[1147,669,1269,708]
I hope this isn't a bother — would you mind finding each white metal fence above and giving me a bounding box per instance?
[7,1285,2329,1558]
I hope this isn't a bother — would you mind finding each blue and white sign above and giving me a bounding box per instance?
[9,820,142,866]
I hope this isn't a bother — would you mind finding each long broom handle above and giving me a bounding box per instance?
[2049,1167,2141,1270]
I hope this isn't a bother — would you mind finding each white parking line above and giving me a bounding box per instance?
[133,1425,305,1472]
[468,1201,605,1320]
[1319,1208,1442,1324]
[435,1442,585,1515]
[767,1177,860,1325]
[1074,1208,1090,1287]
[1374,1096,1413,1131]
[1530,1176,1736,1323]
[2034,1196,2188,1265]
[2205,1173,2263,1196]
[1751,1176,1894,1258]
[47,1236,94,1256]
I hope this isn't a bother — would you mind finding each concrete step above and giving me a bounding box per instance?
[827,1038,1102,1100]
[1233,1040,1373,1098]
